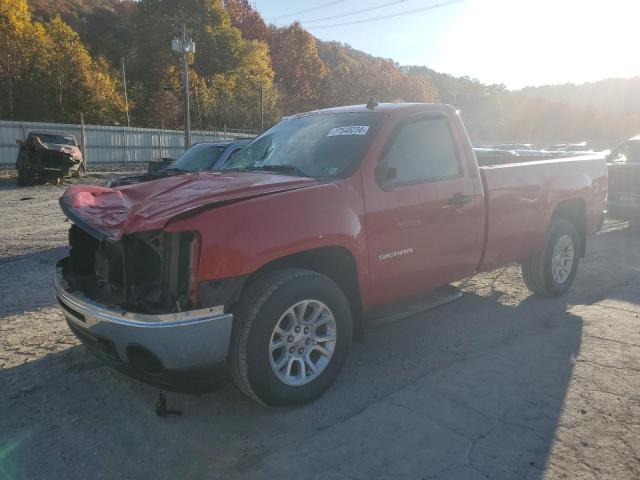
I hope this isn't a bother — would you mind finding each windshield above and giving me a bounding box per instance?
[169,144,226,172]
[222,112,381,178]
[33,133,76,146]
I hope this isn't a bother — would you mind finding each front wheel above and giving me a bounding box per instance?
[16,167,25,186]
[522,219,580,296]
[17,167,33,186]
[229,268,353,406]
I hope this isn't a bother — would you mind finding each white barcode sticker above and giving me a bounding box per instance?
[327,126,369,137]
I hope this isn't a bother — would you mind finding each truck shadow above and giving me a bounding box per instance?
[0,289,581,480]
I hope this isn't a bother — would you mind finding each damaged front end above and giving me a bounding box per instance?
[55,224,233,392]
[60,225,196,314]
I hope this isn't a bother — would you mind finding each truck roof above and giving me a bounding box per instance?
[291,102,449,118]
[28,130,77,138]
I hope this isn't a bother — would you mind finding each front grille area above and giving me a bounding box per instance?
[39,149,71,166]
[63,225,194,314]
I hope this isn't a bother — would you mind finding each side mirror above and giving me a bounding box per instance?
[16,139,23,146]
[375,165,397,188]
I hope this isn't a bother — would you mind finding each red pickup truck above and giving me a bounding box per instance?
[55,103,607,406]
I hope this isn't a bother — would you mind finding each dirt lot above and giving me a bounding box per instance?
[1,173,639,480]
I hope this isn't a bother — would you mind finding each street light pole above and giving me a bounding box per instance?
[172,24,195,150]
[182,45,190,148]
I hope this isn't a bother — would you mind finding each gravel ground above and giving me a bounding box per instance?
[1,174,639,479]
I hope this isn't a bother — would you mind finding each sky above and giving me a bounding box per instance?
[253,0,640,90]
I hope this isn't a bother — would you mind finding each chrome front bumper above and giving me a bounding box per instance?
[54,267,233,385]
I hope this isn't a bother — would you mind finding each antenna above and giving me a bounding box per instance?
[366,97,378,110]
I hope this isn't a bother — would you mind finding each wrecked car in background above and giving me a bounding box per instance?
[16,131,85,186]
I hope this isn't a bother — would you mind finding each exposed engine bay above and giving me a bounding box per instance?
[60,224,195,314]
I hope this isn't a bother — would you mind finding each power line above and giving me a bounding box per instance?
[268,0,349,22]
[306,0,465,29]
[301,0,413,25]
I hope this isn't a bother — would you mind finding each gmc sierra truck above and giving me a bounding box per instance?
[54,103,607,406]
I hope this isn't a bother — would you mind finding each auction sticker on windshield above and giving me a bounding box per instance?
[327,126,370,136]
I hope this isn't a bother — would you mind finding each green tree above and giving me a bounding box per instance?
[130,0,277,130]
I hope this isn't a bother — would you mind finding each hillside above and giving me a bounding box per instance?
[1,0,638,146]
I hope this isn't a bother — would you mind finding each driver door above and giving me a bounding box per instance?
[363,112,484,308]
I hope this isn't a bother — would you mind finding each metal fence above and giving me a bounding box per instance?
[0,120,256,169]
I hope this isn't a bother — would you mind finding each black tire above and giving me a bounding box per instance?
[16,167,25,187]
[229,268,353,407]
[22,168,34,186]
[522,219,580,296]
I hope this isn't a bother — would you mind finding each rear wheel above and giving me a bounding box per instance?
[522,219,580,296]
[229,268,352,406]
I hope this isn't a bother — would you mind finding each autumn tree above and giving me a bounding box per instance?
[0,0,124,122]
[0,0,46,118]
[41,16,125,123]
[317,41,438,108]
[269,22,327,114]
[224,0,268,42]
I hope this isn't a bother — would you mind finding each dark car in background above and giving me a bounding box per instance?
[606,136,640,223]
[16,131,85,186]
[169,139,251,171]
[473,147,520,166]
[109,139,252,187]
[545,143,595,157]
[489,143,536,151]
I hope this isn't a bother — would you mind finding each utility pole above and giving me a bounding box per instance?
[195,83,203,130]
[172,23,195,150]
[121,57,130,127]
[80,112,86,165]
[182,23,191,149]
[260,82,264,132]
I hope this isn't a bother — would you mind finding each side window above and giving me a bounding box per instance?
[381,116,460,185]
[630,143,640,163]
[609,144,629,163]
[226,148,242,162]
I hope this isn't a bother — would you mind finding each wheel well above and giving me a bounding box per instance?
[241,247,364,340]
[552,198,587,257]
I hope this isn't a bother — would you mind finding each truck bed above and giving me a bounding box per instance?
[478,155,608,272]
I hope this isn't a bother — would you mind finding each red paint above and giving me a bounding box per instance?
[60,103,607,314]
[60,172,319,239]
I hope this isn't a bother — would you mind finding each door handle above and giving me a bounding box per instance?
[447,193,474,207]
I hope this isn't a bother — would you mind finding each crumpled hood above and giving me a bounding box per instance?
[42,143,82,160]
[60,171,319,240]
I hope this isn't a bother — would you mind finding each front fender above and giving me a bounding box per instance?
[166,177,369,301]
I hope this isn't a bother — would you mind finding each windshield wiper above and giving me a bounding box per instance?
[250,164,307,177]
